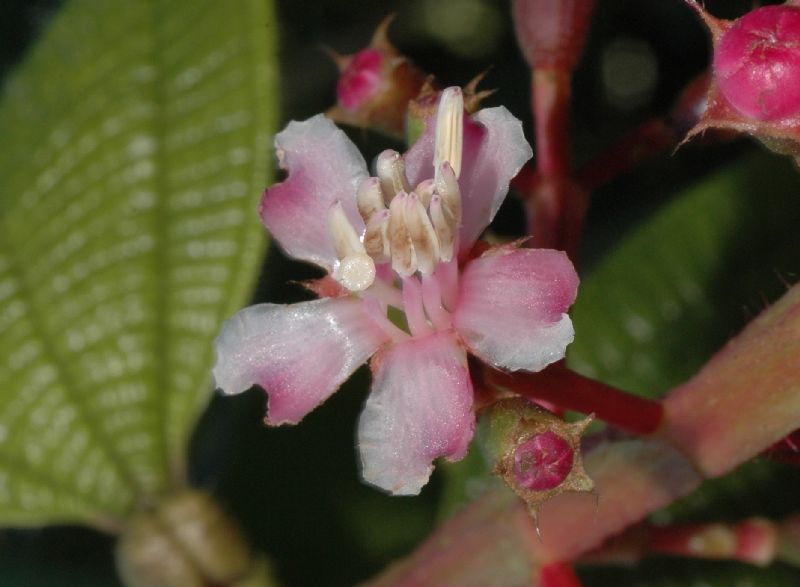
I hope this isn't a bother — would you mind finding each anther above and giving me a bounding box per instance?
[404,192,440,275]
[364,209,390,261]
[356,177,386,222]
[328,201,376,292]
[388,192,416,276]
[376,150,410,201]
[414,179,436,208]
[429,194,456,262]
[433,87,464,182]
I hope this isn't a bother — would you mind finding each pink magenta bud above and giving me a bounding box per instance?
[714,5,800,121]
[512,430,574,491]
[336,48,384,111]
[326,16,427,138]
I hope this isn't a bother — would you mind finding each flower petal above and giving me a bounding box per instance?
[213,298,388,424]
[454,248,578,372]
[260,114,368,269]
[405,107,532,254]
[358,332,474,495]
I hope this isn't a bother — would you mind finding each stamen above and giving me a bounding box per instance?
[328,201,364,260]
[362,297,409,343]
[429,194,456,262]
[401,276,434,338]
[433,87,464,182]
[328,201,376,292]
[414,179,436,208]
[388,192,416,276]
[363,209,390,261]
[376,149,410,201]
[433,258,459,311]
[434,161,462,225]
[356,177,386,221]
[421,274,453,331]
[404,192,440,275]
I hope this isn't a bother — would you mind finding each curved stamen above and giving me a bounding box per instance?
[401,276,434,338]
[421,273,453,331]
[362,297,409,343]
[376,149,410,201]
[328,201,376,292]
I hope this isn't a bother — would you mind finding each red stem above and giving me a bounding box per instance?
[539,561,583,587]
[533,70,571,177]
[576,118,676,191]
[487,363,664,435]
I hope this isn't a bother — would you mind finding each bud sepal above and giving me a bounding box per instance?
[480,397,593,517]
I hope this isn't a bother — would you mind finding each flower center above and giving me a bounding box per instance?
[327,87,466,338]
[328,87,464,292]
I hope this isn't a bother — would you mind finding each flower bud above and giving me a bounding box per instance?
[326,16,428,138]
[116,489,272,587]
[480,397,593,517]
[714,5,800,122]
[512,0,596,72]
[684,2,800,160]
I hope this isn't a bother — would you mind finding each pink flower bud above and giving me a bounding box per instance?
[512,0,596,72]
[336,48,384,111]
[481,398,593,516]
[512,430,574,491]
[326,16,427,138]
[683,1,800,161]
[714,5,800,121]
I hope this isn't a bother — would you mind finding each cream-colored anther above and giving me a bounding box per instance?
[433,87,464,183]
[388,192,416,276]
[364,209,390,261]
[404,192,440,275]
[430,194,456,262]
[328,201,376,292]
[356,177,385,222]
[434,161,462,226]
[414,179,436,208]
[376,149,410,202]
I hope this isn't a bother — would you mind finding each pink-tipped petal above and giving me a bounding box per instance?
[405,107,532,254]
[213,298,388,425]
[454,248,578,372]
[358,332,474,495]
[260,115,367,269]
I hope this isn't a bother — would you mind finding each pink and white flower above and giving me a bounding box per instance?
[213,88,579,495]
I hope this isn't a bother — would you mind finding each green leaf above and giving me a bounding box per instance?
[568,153,800,397]
[0,0,277,527]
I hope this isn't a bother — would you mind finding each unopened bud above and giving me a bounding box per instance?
[714,5,800,122]
[512,0,596,72]
[115,490,269,587]
[480,398,593,517]
[683,2,800,160]
[327,16,428,138]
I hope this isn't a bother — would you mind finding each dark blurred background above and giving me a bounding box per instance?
[0,1,785,585]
